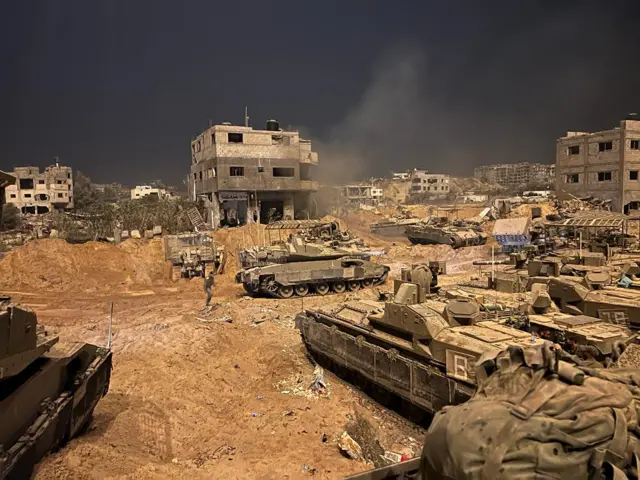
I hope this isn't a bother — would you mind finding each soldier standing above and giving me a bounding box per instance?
[204,270,215,308]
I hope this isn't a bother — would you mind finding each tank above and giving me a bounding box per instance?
[238,234,375,270]
[405,220,487,248]
[0,298,112,479]
[236,256,390,298]
[294,265,549,415]
[163,232,226,280]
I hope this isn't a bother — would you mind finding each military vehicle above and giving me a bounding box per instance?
[238,235,375,270]
[370,218,421,237]
[164,232,226,280]
[295,265,549,415]
[0,298,112,479]
[405,219,487,248]
[237,256,390,298]
[547,276,640,331]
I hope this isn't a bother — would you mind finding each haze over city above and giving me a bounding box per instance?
[2,0,640,183]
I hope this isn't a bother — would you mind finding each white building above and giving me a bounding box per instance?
[392,172,410,180]
[131,185,172,200]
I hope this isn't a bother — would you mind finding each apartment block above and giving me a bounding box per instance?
[556,115,640,213]
[4,164,74,214]
[474,163,555,186]
[409,171,450,197]
[189,119,318,226]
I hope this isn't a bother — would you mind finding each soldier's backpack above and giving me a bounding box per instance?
[421,343,640,480]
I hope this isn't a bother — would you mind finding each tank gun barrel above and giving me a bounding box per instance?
[473,259,510,266]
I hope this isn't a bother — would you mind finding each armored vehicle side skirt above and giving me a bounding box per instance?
[1,349,112,480]
[297,313,473,415]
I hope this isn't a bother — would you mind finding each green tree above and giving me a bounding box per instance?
[1,204,21,230]
[74,171,102,210]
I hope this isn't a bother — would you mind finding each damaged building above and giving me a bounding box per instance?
[409,171,450,199]
[4,164,74,214]
[474,162,555,186]
[189,120,318,226]
[341,184,383,206]
[556,114,640,213]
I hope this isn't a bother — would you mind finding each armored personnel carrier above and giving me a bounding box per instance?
[296,266,633,415]
[0,298,112,479]
[405,219,487,248]
[164,232,226,280]
[295,266,548,414]
[237,256,390,298]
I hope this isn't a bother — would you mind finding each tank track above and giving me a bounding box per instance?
[254,272,389,299]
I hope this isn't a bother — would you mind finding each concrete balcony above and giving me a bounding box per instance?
[299,152,319,165]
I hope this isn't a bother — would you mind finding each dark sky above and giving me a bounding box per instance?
[2,1,639,185]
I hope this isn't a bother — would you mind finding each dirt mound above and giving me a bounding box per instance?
[0,238,170,294]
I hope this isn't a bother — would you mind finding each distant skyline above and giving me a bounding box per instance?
[2,1,639,184]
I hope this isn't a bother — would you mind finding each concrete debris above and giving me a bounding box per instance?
[130,229,141,239]
[309,366,326,392]
[144,230,154,239]
[338,431,363,460]
[153,225,163,236]
[198,316,232,324]
[121,230,130,239]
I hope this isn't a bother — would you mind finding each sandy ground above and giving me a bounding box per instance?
[0,212,499,479]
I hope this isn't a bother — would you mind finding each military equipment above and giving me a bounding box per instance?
[0,299,112,479]
[370,218,421,237]
[295,265,547,415]
[421,343,640,480]
[547,276,640,331]
[236,256,390,298]
[164,232,226,280]
[405,219,487,248]
[238,235,375,270]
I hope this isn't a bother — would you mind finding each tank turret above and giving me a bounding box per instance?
[0,298,112,479]
[0,303,58,380]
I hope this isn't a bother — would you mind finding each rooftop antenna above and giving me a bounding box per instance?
[244,106,249,127]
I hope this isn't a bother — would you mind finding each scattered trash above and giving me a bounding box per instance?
[257,394,264,400]
[253,318,266,325]
[282,410,295,417]
[309,366,326,392]
[338,431,363,460]
[251,412,259,417]
[321,433,328,443]
[151,323,169,330]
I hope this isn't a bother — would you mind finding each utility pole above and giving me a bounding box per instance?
[244,107,249,127]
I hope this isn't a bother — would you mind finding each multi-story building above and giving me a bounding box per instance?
[474,163,555,186]
[409,170,450,197]
[189,119,318,226]
[130,185,173,200]
[341,185,383,206]
[4,164,74,214]
[556,115,640,213]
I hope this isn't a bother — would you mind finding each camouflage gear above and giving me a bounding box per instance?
[421,343,640,479]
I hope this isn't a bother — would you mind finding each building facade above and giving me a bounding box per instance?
[4,164,74,214]
[189,120,318,226]
[131,185,172,200]
[409,171,450,197]
[474,163,555,186]
[556,116,640,213]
